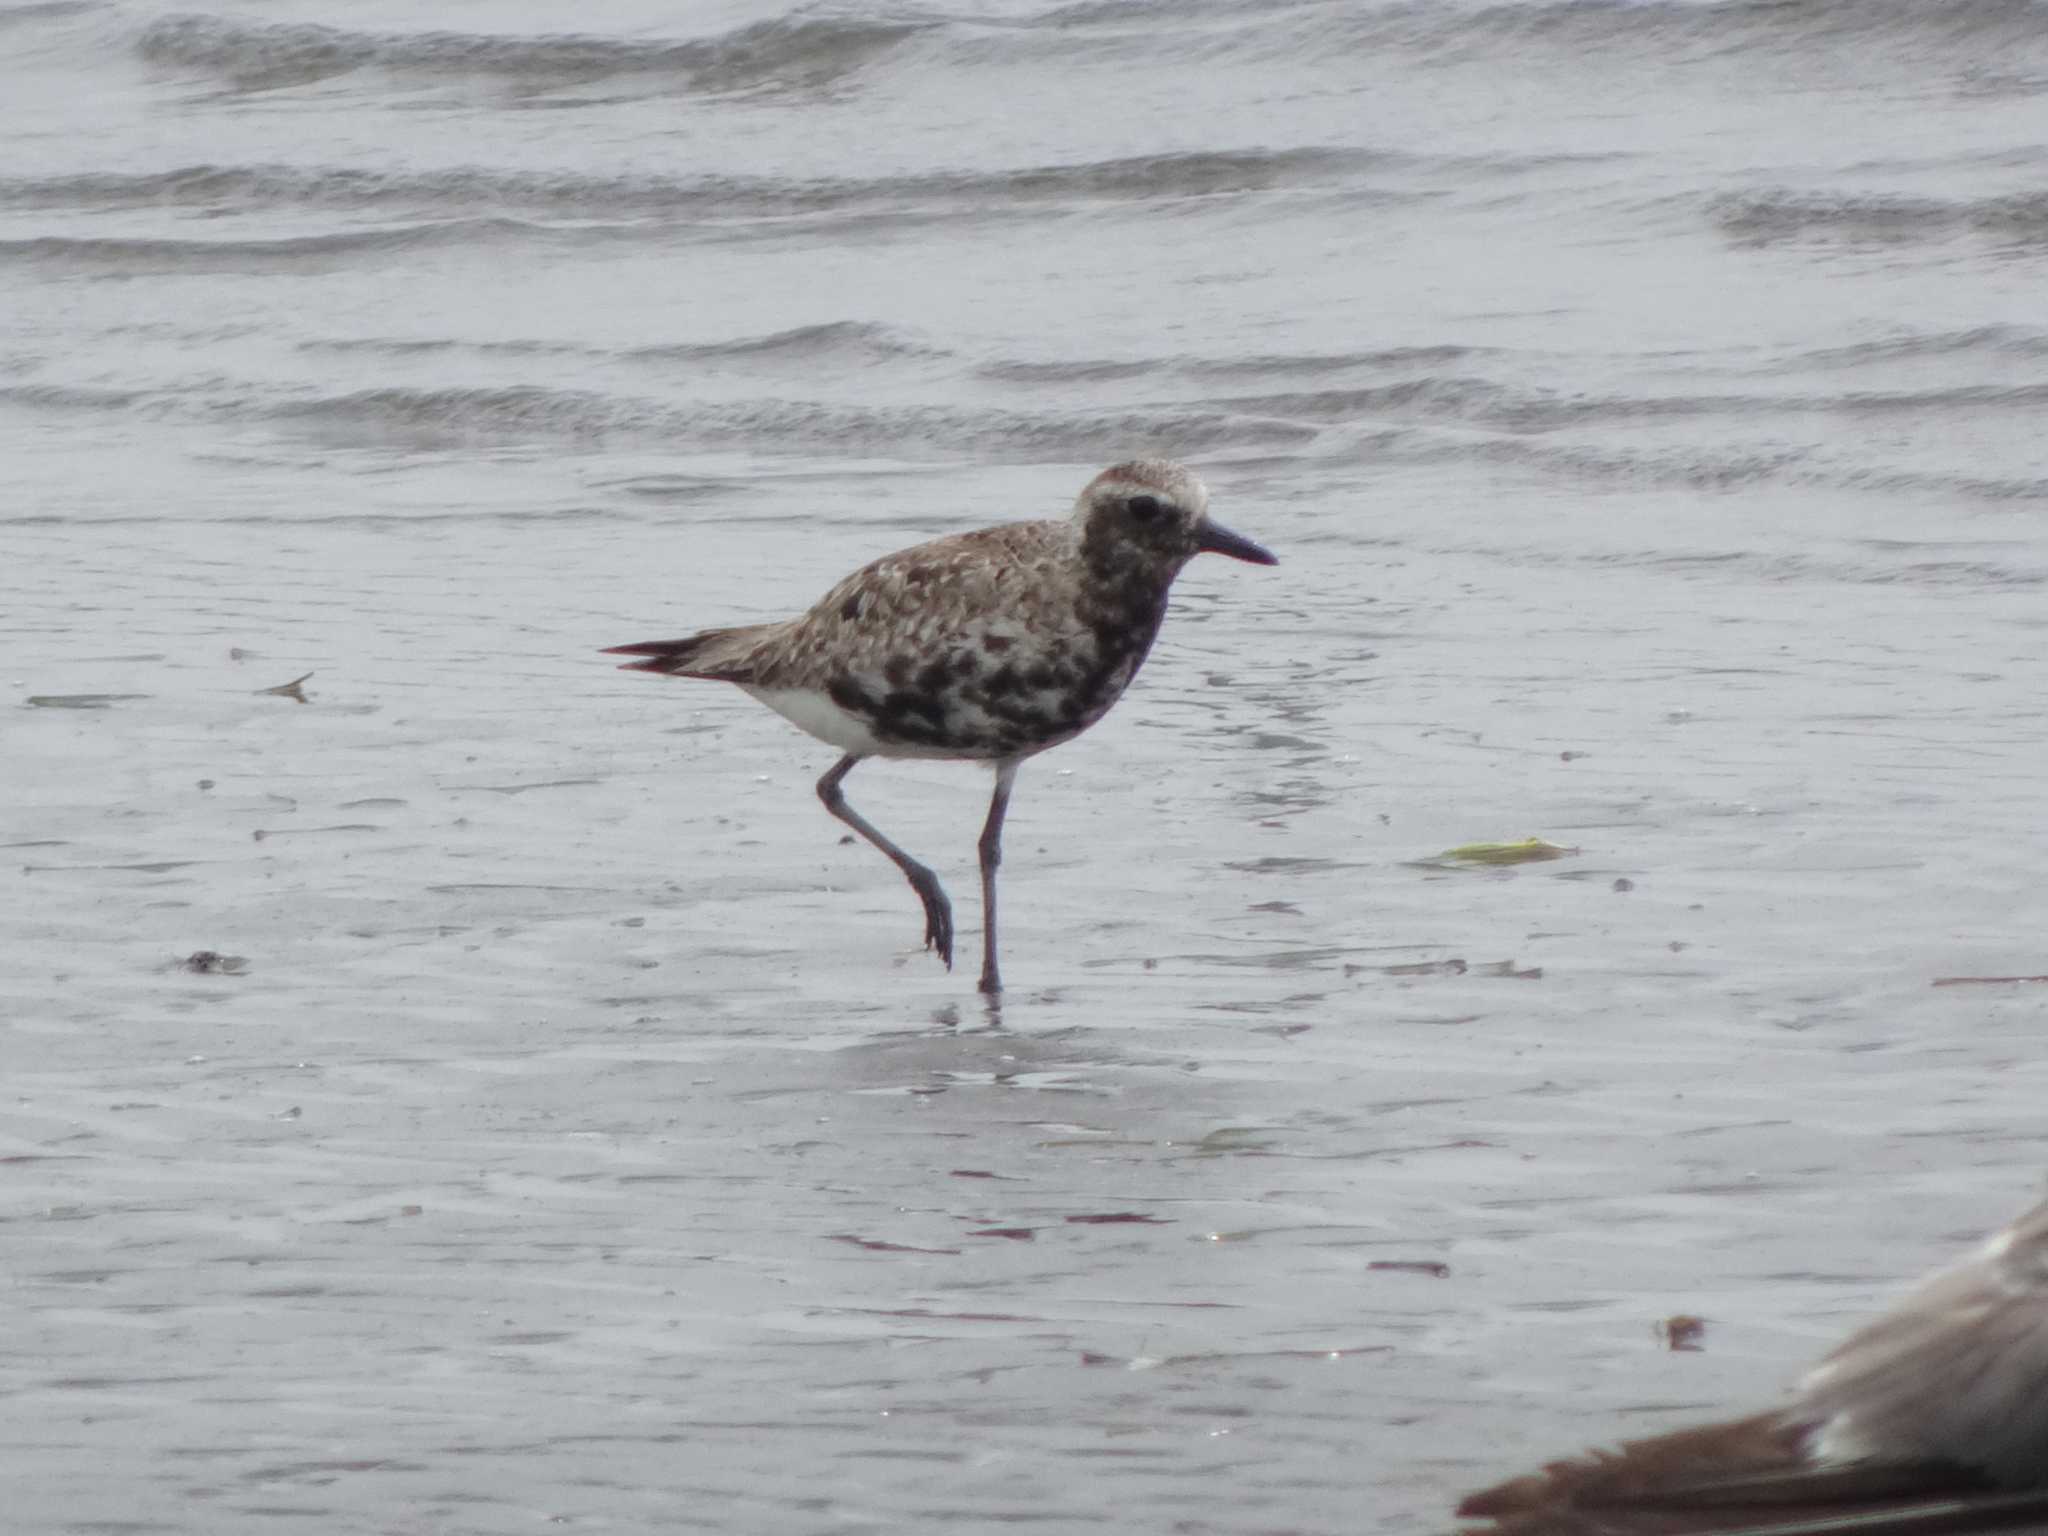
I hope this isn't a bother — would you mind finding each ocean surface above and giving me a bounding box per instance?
[6,1,2048,1531]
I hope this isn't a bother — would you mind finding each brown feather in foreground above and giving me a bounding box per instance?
[1459,1198,2048,1536]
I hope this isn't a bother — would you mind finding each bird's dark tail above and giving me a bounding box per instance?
[602,624,779,682]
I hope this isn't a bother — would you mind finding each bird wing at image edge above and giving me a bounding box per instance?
[1457,1469,2048,1536]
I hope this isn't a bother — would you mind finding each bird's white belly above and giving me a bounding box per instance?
[738,684,1049,763]
[740,686,889,755]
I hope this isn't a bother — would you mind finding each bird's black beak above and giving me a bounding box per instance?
[1195,518,1278,566]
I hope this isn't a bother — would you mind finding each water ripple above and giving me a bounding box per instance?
[136,9,932,94]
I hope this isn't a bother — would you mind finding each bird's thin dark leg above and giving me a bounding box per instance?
[976,761,1019,995]
[816,754,953,969]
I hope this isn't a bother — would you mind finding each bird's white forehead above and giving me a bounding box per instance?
[1080,459,1208,513]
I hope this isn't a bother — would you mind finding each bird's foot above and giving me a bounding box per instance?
[924,900,953,969]
[903,868,953,970]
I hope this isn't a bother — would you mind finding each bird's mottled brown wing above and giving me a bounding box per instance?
[749,520,1086,690]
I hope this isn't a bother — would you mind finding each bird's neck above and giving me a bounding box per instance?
[1076,562,1172,672]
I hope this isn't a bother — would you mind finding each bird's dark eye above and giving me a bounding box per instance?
[1127,494,1163,521]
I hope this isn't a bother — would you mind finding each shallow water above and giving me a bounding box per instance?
[6,1,2048,1531]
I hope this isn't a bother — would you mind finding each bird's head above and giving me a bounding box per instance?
[1072,459,1276,577]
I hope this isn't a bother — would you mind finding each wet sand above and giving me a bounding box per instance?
[9,479,2045,1532]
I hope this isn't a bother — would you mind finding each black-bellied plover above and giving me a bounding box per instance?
[606,459,1275,994]
[1459,1195,2048,1535]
